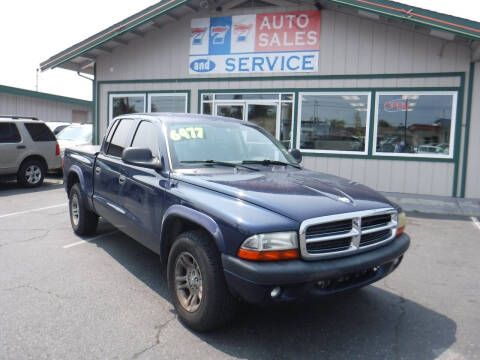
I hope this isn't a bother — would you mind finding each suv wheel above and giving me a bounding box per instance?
[69,183,99,236]
[18,159,45,187]
[167,230,237,332]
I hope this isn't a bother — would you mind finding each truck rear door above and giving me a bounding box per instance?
[92,118,136,227]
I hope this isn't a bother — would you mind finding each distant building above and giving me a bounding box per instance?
[0,84,92,123]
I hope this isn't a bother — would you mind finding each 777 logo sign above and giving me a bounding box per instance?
[191,27,207,45]
[210,25,230,44]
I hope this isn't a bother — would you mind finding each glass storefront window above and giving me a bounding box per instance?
[149,94,187,113]
[298,93,370,153]
[110,94,145,122]
[200,92,294,149]
[280,103,293,149]
[202,102,213,115]
[374,92,456,158]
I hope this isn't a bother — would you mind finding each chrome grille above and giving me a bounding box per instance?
[299,208,398,260]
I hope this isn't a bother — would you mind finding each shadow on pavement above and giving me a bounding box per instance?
[92,222,457,360]
[406,211,472,222]
[0,177,64,197]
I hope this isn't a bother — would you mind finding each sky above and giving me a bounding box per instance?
[0,0,478,101]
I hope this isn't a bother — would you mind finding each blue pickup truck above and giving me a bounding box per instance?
[64,113,410,331]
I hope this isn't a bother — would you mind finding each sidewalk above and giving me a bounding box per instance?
[382,192,480,217]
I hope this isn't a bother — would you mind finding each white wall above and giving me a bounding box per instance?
[0,93,92,123]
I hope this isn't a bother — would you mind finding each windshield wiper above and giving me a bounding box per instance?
[180,160,259,171]
[242,159,302,169]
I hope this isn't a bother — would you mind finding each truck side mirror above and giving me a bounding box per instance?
[122,147,162,170]
[290,149,302,164]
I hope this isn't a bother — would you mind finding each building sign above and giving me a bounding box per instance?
[189,11,321,74]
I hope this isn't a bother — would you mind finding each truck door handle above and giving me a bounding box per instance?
[118,175,126,185]
[95,167,101,175]
[17,145,26,149]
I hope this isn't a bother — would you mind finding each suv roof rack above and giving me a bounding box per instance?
[0,115,39,120]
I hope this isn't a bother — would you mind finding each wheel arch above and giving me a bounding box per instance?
[18,155,47,173]
[160,205,225,264]
[65,166,85,195]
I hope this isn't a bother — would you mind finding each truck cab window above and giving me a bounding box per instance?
[131,121,158,156]
[106,119,135,157]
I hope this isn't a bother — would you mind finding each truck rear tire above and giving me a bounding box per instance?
[69,183,98,236]
[167,230,237,332]
[17,159,45,187]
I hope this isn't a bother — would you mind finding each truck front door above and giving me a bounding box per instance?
[120,120,166,253]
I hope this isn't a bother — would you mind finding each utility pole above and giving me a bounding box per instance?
[404,98,408,145]
[35,68,39,91]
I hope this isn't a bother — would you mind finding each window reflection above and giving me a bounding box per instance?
[299,94,369,152]
[112,96,145,119]
[375,93,455,156]
[150,95,187,113]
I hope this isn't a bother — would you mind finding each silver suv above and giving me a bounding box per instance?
[0,116,62,187]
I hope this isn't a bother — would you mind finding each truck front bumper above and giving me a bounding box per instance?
[222,233,410,304]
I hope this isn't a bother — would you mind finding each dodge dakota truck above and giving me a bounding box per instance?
[63,113,410,331]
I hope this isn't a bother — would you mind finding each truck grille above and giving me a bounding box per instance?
[299,208,398,260]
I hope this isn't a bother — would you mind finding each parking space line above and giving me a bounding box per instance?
[0,203,67,219]
[471,217,480,231]
[63,231,118,249]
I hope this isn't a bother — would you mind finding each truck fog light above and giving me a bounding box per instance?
[270,286,281,298]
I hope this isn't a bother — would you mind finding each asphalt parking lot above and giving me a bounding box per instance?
[0,178,479,360]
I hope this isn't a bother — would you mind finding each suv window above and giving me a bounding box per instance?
[0,123,21,143]
[24,123,56,142]
[131,121,158,156]
[106,119,135,157]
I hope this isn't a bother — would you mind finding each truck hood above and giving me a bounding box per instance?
[173,169,396,222]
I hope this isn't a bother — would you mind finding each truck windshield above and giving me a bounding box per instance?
[166,120,296,169]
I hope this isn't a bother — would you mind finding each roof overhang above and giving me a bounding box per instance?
[0,84,92,107]
[40,0,480,74]
[40,0,191,74]
[327,0,480,41]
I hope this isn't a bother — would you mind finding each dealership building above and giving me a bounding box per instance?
[41,0,480,198]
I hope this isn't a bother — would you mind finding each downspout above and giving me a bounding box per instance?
[460,61,477,197]
[76,67,97,144]
[459,42,479,197]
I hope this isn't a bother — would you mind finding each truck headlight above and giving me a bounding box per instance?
[396,212,406,236]
[237,232,299,261]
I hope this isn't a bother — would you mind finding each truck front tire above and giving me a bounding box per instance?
[69,183,99,236]
[167,230,237,332]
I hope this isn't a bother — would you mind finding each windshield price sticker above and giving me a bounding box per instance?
[170,127,205,141]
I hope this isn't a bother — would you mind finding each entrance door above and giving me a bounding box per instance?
[246,103,278,138]
[215,104,244,120]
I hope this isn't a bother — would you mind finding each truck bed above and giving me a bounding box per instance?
[64,145,101,210]
[69,145,101,157]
